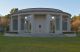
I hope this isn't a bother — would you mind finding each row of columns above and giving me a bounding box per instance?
[10,14,71,33]
[49,14,71,33]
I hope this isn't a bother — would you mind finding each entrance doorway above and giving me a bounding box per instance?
[34,14,46,33]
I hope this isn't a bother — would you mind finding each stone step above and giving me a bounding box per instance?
[4,33,65,37]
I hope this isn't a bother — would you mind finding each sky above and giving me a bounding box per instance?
[0,0,80,16]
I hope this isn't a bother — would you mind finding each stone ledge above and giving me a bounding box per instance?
[64,34,76,37]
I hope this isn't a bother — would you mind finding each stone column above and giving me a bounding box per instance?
[24,16,26,32]
[60,15,62,33]
[29,15,33,33]
[24,16,27,33]
[55,16,58,33]
[30,14,35,33]
[10,16,13,32]
[46,14,51,33]
[18,15,21,33]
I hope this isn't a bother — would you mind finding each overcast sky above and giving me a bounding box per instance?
[0,0,80,16]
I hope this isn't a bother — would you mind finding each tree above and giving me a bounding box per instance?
[0,14,10,32]
[71,15,80,31]
[10,8,18,14]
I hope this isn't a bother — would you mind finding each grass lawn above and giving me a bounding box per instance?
[0,36,80,52]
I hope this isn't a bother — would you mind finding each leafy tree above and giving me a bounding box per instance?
[71,15,80,31]
[0,14,10,32]
[10,8,18,14]
[0,8,18,32]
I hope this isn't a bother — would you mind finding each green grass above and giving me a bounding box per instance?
[0,36,80,52]
[76,32,80,36]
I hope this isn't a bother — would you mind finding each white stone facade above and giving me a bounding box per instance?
[9,8,71,36]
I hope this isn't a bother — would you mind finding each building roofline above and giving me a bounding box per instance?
[11,8,71,16]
